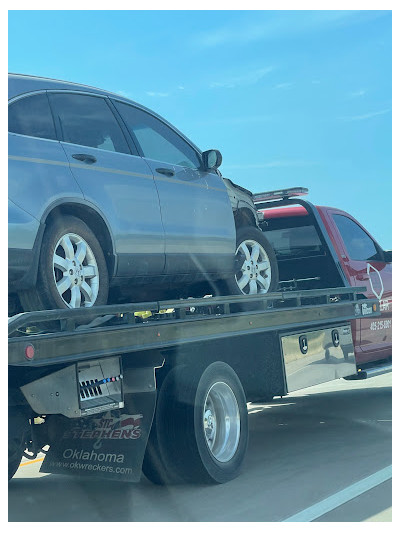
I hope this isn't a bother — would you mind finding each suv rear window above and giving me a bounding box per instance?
[8,93,56,140]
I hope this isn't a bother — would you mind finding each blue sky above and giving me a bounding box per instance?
[8,10,392,248]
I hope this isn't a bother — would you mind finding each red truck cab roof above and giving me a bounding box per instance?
[260,205,344,220]
[260,206,309,219]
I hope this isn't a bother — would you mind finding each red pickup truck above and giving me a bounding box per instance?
[255,188,392,370]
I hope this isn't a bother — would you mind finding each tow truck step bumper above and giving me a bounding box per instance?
[344,362,392,380]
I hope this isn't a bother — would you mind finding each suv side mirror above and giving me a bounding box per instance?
[383,250,392,263]
[202,149,222,170]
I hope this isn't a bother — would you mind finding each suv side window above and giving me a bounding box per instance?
[49,93,130,154]
[114,101,200,169]
[333,214,382,261]
[8,93,56,140]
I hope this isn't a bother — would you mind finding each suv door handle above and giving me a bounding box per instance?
[156,167,175,177]
[356,273,370,281]
[72,153,97,164]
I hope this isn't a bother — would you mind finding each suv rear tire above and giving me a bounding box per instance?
[19,215,109,312]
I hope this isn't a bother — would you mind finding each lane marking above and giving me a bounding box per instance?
[19,457,44,467]
[283,465,392,522]
[364,507,392,522]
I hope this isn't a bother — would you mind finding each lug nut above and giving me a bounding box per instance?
[69,269,73,275]
[74,279,78,284]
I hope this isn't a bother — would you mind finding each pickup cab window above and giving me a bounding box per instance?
[266,225,324,258]
[333,214,382,261]
[263,215,324,259]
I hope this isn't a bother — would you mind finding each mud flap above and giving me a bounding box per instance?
[40,384,157,482]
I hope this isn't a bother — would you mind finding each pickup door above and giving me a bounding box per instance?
[322,208,392,364]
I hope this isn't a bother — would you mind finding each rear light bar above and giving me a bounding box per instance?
[253,187,309,204]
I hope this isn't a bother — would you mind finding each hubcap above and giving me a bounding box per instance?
[235,239,271,294]
[203,382,240,463]
[52,233,99,308]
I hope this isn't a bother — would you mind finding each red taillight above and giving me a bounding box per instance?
[25,344,35,360]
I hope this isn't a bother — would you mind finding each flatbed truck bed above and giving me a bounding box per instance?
[9,287,381,484]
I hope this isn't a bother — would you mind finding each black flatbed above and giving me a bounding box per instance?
[9,287,378,368]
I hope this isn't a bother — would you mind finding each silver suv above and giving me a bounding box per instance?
[8,73,278,313]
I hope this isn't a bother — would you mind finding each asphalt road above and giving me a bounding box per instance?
[9,373,392,522]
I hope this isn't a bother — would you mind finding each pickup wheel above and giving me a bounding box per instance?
[226,226,279,296]
[143,362,248,484]
[19,215,109,312]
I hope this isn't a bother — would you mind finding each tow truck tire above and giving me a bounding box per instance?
[225,226,279,296]
[19,215,109,313]
[143,362,248,484]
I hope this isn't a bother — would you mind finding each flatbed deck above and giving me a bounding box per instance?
[9,287,377,368]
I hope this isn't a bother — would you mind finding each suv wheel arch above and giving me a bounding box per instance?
[41,200,116,279]
[234,206,257,229]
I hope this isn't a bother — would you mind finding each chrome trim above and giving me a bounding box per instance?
[8,89,48,103]
[46,88,113,98]
[9,72,127,100]
[360,364,392,379]
[8,132,60,143]
[154,175,208,190]
[8,154,222,190]
[9,155,70,167]
[8,155,154,180]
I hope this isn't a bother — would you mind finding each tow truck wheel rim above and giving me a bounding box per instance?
[235,239,271,294]
[52,232,100,308]
[203,381,240,463]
